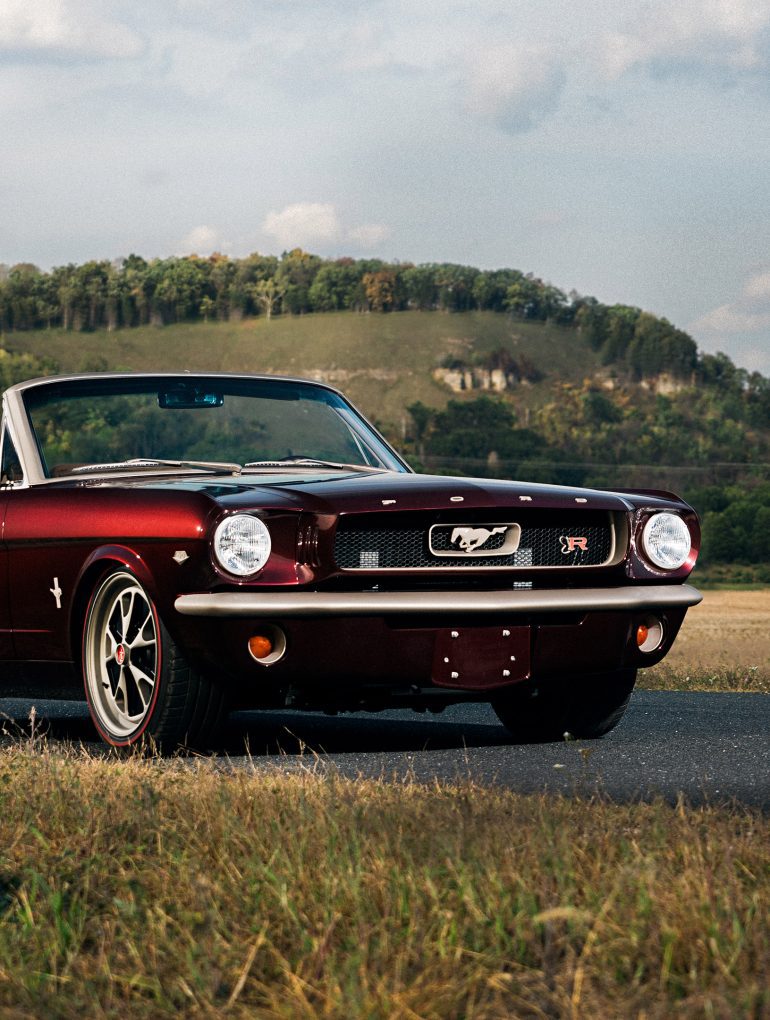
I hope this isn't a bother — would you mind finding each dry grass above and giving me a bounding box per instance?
[640,588,770,694]
[0,748,768,1019]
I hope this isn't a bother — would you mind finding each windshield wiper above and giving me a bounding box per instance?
[71,458,242,475]
[243,457,385,473]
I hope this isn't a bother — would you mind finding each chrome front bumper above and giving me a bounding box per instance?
[175,584,702,618]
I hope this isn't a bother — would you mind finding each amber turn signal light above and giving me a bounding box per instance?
[247,625,287,665]
[248,635,274,659]
[635,616,664,654]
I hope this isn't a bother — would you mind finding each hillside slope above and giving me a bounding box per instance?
[2,310,611,432]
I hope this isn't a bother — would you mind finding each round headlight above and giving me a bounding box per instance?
[214,514,271,576]
[641,513,691,570]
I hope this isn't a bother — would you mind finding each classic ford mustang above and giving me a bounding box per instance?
[0,372,701,749]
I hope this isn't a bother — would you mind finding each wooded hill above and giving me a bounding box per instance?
[0,251,712,384]
[1,252,768,574]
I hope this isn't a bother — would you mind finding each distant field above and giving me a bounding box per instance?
[2,310,601,432]
[640,588,770,693]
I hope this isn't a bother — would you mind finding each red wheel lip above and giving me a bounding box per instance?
[82,571,164,748]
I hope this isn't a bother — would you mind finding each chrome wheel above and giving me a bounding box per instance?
[83,569,228,750]
[84,572,160,742]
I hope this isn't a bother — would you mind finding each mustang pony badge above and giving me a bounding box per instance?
[429,523,522,558]
[451,526,507,552]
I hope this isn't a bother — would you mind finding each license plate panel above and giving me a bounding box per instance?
[432,625,531,690]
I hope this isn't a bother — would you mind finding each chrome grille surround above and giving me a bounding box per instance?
[334,510,618,570]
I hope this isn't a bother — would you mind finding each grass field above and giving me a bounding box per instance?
[639,588,770,694]
[0,752,768,1019]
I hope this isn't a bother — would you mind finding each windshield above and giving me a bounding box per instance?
[23,376,407,478]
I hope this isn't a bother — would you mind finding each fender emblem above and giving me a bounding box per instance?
[560,535,588,554]
[50,577,63,609]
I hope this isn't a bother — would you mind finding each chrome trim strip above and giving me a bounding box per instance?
[2,390,43,485]
[175,583,702,617]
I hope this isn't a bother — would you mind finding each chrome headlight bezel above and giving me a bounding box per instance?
[640,512,692,571]
[213,514,271,577]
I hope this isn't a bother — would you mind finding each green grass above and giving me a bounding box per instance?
[0,748,768,1019]
[1,311,603,433]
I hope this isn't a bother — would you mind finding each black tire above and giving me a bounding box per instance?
[492,668,637,743]
[82,570,226,751]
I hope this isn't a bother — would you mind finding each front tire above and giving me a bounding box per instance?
[82,570,226,750]
[492,669,637,743]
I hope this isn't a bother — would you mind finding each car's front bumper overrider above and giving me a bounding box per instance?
[175,583,702,617]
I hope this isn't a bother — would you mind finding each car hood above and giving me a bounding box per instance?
[105,469,690,515]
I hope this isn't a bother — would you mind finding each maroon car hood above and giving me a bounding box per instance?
[108,469,686,516]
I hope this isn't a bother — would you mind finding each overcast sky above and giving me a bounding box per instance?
[2,0,770,374]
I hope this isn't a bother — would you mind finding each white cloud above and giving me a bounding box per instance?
[0,0,144,59]
[689,273,770,374]
[690,267,770,348]
[463,44,567,133]
[176,225,231,256]
[743,270,770,301]
[597,0,770,80]
[263,203,342,250]
[691,303,770,334]
[347,223,391,248]
[262,203,390,252]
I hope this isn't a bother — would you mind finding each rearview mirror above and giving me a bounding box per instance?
[158,388,224,409]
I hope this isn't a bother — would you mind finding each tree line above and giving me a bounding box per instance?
[1,250,703,381]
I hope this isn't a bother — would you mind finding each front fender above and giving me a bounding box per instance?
[69,545,160,664]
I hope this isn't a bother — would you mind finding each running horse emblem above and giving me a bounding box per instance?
[450,526,508,553]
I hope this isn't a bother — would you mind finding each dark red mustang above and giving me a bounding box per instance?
[0,372,701,749]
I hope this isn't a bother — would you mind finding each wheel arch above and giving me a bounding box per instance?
[69,545,158,669]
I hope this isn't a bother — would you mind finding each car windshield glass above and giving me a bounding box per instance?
[23,376,407,478]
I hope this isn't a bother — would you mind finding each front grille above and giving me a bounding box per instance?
[334,510,615,570]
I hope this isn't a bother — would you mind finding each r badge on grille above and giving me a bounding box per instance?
[559,535,589,554]
[429,523,522,558]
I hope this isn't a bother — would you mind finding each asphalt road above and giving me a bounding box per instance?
[1,691,768,808]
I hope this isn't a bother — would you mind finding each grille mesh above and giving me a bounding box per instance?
[334,513,614,570]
